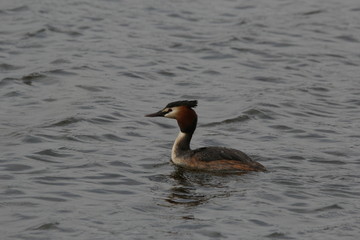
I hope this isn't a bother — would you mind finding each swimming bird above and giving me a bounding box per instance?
[146,100,266,172]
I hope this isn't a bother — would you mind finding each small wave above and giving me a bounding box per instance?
[309,158,346,165]
[22,135,44,144]
[167,13,199,22]
[202,115,250,127]
[287,203,343,214]
[76,84,110,92]
[165,186,209,206]
[231,47,277,59]
[102,134,130,142]
[34,149,72,158]
[234,4,255,10]
[294,133,327,139]
[23,28,47,39]
[243,108,275,120]
[201,70,221,75]
[265,232,289,239]
[1,164,32,172]
[45,117,84,127]
[50,59,71,65]
[336,35,359,43]
[88,115,119,124]
[0,5,29,14]
[157,70,176,77]
[201,53,236,60]
[202,109,274,127]
[32,196,67,202]
[21,72,47,85]
[301,10,325,16]
[27,154,61,164]
[46,24,82,37]
[0,201,37,208]
[32,222,60,231]
[0,63,22,71]
[249,219,272,227]
[120,71,145,79]
[253,76,284,83]
[47,69,77,76]
[0,77,17,87]
[0,73,48,86]
[314,204,343,212]
[33,176,77,186]
[269,125,293,131]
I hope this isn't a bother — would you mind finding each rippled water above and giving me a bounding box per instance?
[1,0,360,239]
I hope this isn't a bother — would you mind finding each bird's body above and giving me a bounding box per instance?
[146,100,266,172]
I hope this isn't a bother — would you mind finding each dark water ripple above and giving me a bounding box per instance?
[1,0,360,239]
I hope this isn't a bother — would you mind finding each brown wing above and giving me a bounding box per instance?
[190,147,266,171]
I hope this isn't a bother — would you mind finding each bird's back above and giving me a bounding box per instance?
[187,147,266,172]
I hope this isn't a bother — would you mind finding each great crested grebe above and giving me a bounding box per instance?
[146,100,266,172]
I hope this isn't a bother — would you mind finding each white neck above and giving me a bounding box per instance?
[171,131,192,165]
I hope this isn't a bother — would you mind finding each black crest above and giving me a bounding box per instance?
[165,100,197,109]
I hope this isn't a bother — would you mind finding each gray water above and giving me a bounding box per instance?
[1,0,360,239]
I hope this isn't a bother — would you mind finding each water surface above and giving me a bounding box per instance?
[1,0,360,239]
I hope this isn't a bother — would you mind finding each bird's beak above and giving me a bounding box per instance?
[145,109,165,117]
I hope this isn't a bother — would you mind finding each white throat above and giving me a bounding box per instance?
[171,131,189,164]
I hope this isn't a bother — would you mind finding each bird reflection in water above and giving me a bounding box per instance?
[164,167,243,206]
